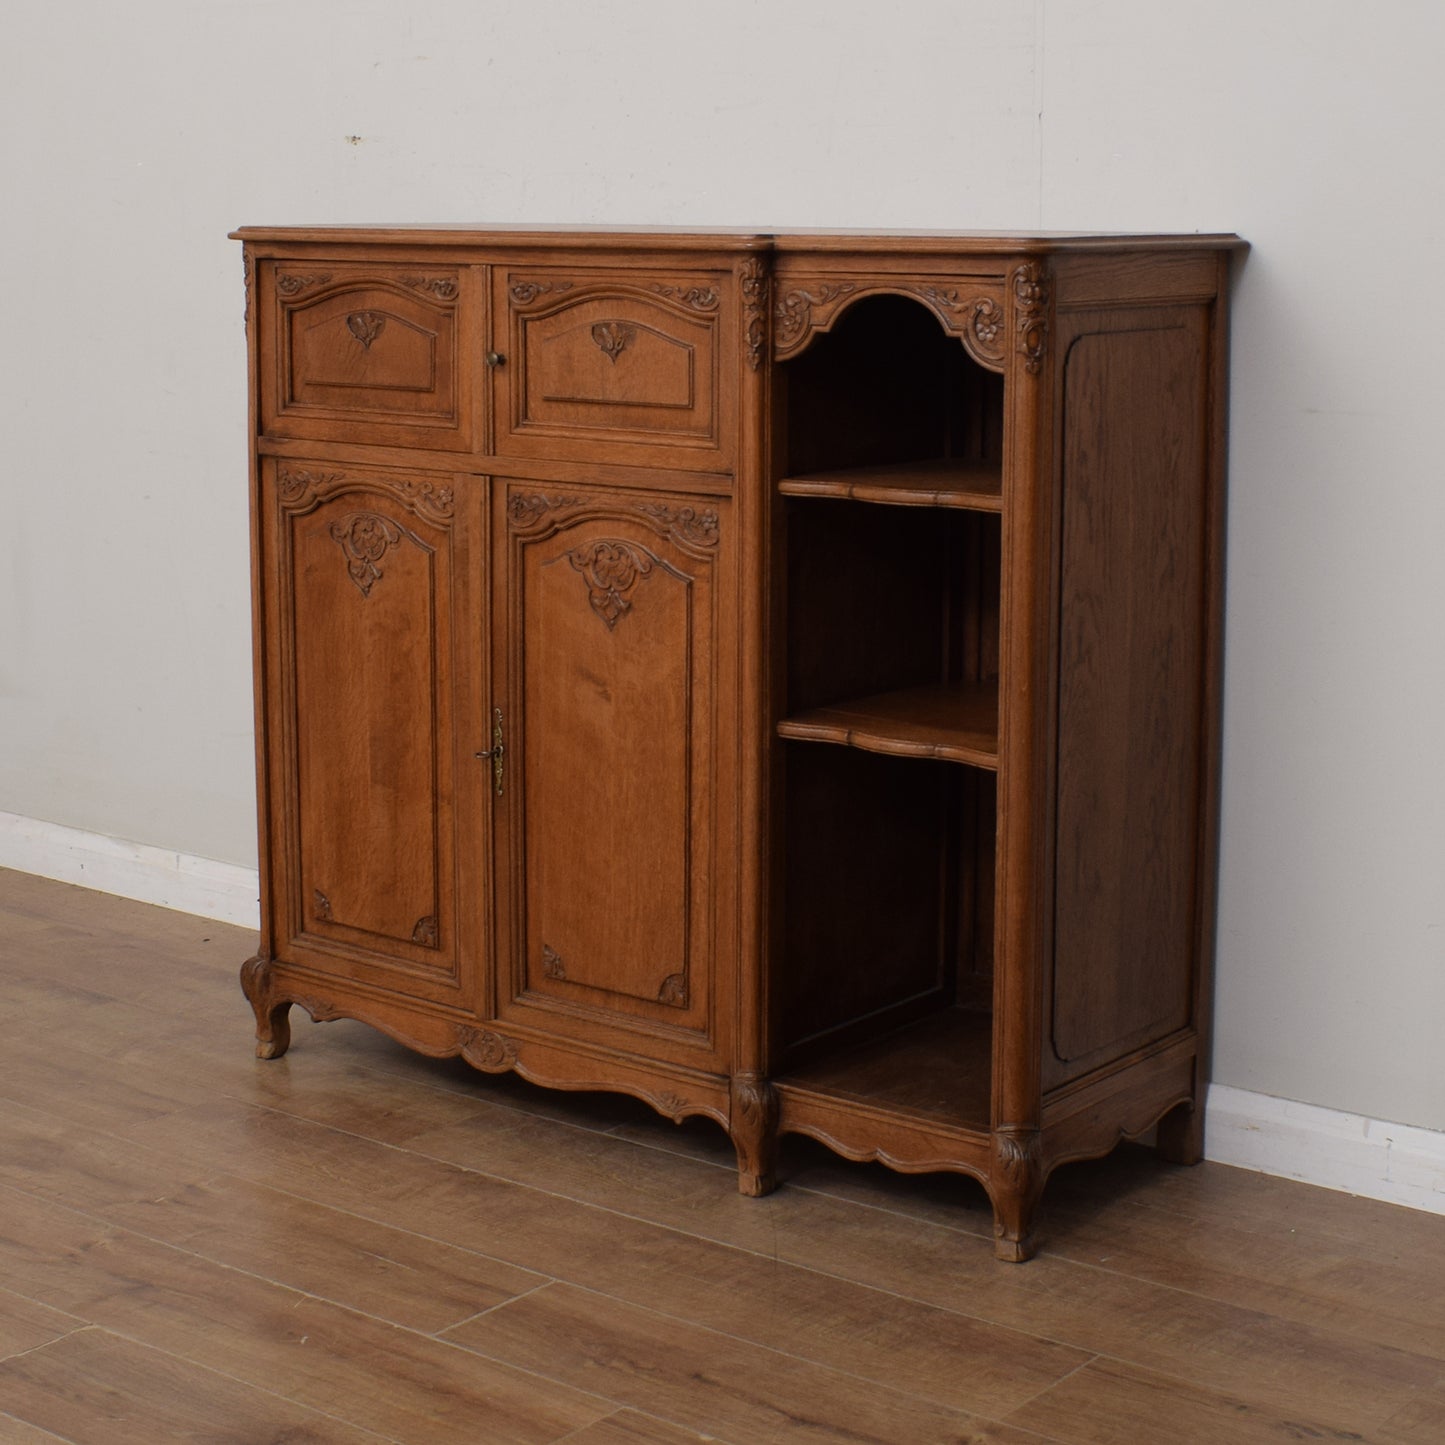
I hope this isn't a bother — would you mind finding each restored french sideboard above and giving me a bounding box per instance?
[234,225,1243,1259]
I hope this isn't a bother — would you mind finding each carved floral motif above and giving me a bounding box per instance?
[738,256,768,371]
[591,321,635,363]
[459,1026,517,1070]
[399,275,459,301]
[277,467,345,503]
[510,280,574,306]
[650,282,720,311]
[313,889,333,921]
[636,501,719,549]
[412,916,438,948]
[507,492,584,530]
[774,283,858,354]
[566,539,658,629]
[1011,261,1050,375]
[275,273,332,297]
[396,479,454,524]
[542,944,567,981]
[346,312,385,350]
[657,973,687,1007]
[329,512,404,596]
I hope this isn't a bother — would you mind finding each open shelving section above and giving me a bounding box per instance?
[770,289,1004,1149]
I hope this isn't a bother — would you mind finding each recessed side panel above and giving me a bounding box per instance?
[1049,308,1210,1077]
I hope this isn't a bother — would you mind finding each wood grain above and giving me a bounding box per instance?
[1,871,1442,1443]
[0,1328,391,1444]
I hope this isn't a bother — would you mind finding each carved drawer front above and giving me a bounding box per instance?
[260,264,474,450]
[494,487,730,1061]
[259,461,479,1005]
[494,269,734,471]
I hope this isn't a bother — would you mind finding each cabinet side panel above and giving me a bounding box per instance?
[1050,309,1209,1071]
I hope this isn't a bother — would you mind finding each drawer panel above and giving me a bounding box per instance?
[260,263,475,450]
[494,268,734,471]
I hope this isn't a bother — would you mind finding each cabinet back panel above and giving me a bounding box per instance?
[1049,309,1210,1071]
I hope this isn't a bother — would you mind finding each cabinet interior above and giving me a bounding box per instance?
[775,293,1004,1132]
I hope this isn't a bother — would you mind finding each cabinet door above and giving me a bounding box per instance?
[492,267,735,471]
[258,459,486,1006]
[259,262,477,451]
[492,485,733,1067]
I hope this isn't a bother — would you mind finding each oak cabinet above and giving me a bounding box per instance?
[237,227,1242,1260]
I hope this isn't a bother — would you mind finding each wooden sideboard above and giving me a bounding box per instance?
[233,225,1243,1260]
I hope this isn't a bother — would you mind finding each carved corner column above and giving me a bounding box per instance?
[989,254,1056,1260]
[730,248,779,1196]
[240,954,292,1060]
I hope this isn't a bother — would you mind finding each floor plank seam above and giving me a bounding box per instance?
[0,1409,79,1445]
[0,1323,99,1370]
[439,1278,559,1337]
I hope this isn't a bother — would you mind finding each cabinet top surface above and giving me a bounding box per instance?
[230,223,1245,254]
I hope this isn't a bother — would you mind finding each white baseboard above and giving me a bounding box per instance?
[0,810,260,930]
[1205,1082,1445,1216]
[1,811,1441,1214]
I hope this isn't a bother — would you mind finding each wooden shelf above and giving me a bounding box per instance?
[778,1008,993,1134]
[778,458,1003,511]
[777,680,999,768]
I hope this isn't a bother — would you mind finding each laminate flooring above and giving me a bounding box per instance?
[1,868,1442,1443]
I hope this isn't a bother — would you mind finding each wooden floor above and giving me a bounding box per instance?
[1,871,1443,1444]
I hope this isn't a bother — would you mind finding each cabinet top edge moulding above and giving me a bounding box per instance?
[230,224,1247,255]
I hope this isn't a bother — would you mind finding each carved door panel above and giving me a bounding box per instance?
[258,459,486,1006]
[492,267,735,471]
[259,263,478,450]
[492,485,733,1067]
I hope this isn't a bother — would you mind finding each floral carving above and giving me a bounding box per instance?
[567,539,658,629]
[739,256,768,371]
[1012,261,1050,375]
[313,889,333,921]
[278,468,344,504]
[399,275,459,301]
[242,250,254,329]
[510,280,574,306]
[275,273,332,297]
[972,297,1004,347]
[732,1074,779,1133]
[542,944,566,981]
[412,916,438,948]
[591,321,635,363]
[329,512,404,596]
[636,501,719,549]
[774,283,858,354]
[507,492,583,530]
[459,1026,517,1070]
[397,479,454,524]
[657,973,687,1007]
[650,282,720,311]
[346,312,385,350]
[653,1091,690,1118]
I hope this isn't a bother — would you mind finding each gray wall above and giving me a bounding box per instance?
[2,0,1441,1131]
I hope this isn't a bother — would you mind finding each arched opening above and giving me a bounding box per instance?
[778,292,1003,476]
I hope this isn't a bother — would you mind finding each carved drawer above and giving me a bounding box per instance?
[259,263,476,450]
[493,268,735,472]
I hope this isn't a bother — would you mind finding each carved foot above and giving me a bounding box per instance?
[240,954,292,1061]
[1155,1098,1205,1165]
[730,1074,779,1198]
[991,1127,1044,1264]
